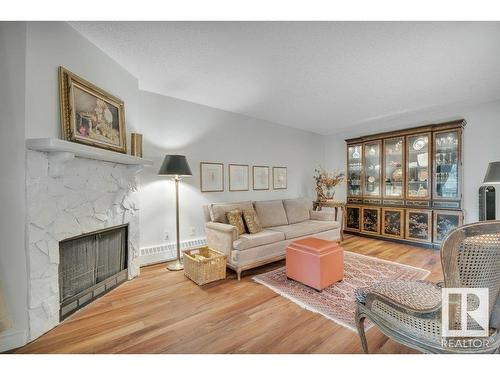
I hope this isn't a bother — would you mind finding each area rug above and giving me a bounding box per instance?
[253,251,430,332]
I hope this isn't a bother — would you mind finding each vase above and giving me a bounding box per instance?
[325,187,335,200]
[131,133,143,157]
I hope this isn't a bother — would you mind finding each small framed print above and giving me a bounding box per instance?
[253,166,270,190]
[229,164,249,191]
[273,167,287,189]
[200,162,224,192]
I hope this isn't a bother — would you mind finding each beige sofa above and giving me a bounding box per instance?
[203,198,343,280]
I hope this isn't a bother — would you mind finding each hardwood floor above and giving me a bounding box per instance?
[15,235,442,354]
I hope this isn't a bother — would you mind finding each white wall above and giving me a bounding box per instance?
[139,90,323,249]
[0,22,29,351]
[322,99,500,223]
[25,22,140,138]
[20,21,324,252]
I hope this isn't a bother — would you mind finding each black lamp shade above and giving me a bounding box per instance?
[158,155,192,176]
[484,162,500,184]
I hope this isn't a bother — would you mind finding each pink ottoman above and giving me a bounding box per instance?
[286,237,344,291]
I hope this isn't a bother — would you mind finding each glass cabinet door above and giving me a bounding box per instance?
[347,144,363,196]
[406,133,431,200]
[433,130,460,200]
[363,141,381,197]
[383,137,404,199]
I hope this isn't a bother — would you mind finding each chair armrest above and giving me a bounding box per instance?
[356,280,442,318]
[205,222,238,259]
[310,210,336,221]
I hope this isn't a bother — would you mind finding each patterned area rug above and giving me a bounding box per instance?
[253,251,430,332]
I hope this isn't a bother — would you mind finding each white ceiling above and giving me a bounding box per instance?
[70,21,500,135]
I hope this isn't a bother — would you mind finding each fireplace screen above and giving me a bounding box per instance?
[59,225,128,320]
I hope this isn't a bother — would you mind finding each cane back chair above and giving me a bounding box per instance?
[355,221,500,353]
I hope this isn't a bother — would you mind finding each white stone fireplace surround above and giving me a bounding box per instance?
[25,140,149,341]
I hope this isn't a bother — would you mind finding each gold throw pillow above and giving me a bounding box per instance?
[242,208,263,234]
[226,209,246,235]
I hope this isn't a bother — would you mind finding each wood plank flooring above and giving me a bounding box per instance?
[14,235,442,354]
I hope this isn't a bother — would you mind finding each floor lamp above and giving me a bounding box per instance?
[158,155,192,271]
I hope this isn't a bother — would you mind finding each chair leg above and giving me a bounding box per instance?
[355,308,369,354]
[236,269,242,281]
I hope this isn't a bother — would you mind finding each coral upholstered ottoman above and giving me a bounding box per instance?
[286,237,344,291]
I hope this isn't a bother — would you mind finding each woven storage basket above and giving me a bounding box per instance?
[183,247,226,285]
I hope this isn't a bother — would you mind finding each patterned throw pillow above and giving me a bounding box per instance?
[242,208,263,234]
[226,210,246,235]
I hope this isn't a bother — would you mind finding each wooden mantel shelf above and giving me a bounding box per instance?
[26,138,153,166]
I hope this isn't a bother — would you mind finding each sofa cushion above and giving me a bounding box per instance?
[210,201,253,223]
[242,208,263,234]
[226,210,246,235]
[268,220,341,240]
[283,198,311,224]
[233,230,285,251]
[253,200,289,228]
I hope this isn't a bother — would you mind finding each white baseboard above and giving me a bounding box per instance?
[0,329,27,352]
[139,237,207,267]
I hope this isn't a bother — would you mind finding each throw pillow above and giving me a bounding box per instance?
[242,208,263,234]
[226,210,246,235]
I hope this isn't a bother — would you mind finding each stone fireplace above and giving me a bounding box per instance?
[25,142,146,340]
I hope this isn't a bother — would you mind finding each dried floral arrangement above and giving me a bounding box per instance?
[314,168,345,202]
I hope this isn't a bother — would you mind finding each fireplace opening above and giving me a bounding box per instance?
[58,224,128,320]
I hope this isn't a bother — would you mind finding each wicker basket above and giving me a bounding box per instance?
[183,247,226,285]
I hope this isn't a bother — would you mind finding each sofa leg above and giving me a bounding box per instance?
[355,307,369,354]
[236,269,242,281]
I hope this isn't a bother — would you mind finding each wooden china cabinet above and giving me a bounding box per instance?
[345,120,465,248]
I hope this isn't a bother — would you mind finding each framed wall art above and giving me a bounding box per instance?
[59,67,127,153]
[273,167,287,189]
[229,164,249,191]
[252,166,270,190]
[200,162,224,192]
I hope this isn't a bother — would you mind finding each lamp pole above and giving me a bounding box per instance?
[158,154,191,271]
[167,175,183,271]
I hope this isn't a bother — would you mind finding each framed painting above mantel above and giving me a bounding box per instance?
[59,67,127,154]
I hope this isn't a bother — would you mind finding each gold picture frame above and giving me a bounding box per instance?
[59,67,127,153]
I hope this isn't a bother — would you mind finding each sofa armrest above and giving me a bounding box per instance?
[205,221,238,259]
[310,210,336,221]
